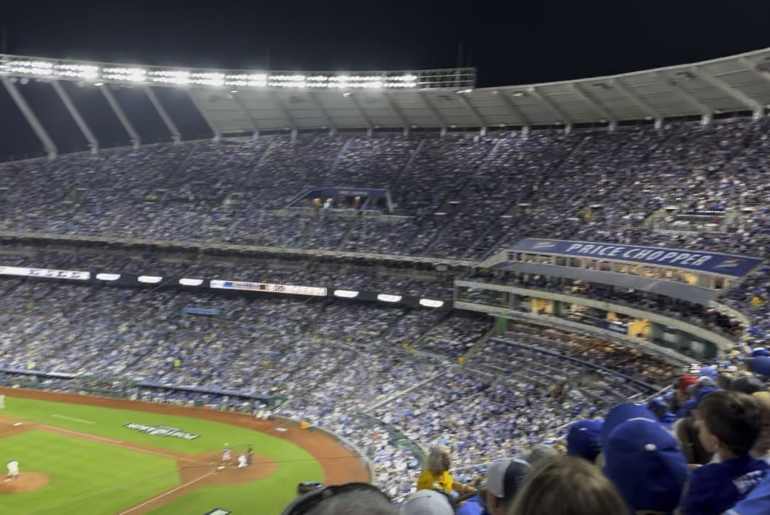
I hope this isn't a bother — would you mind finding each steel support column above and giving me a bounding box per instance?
[230,92,260,137]
[269,90,298,133]
[530,87,572,129]
[187,89,221,141]
[382,93,410,136]
[2,78,58,160]
[571,83,616,127]
[499,93,531,128]
[420,92,448,133]
[347,93,373,135]
[693,67,763,117]
[51,80,98,154]
[611,78,663,125]
[455,93,486,129]
[307,91,337,135]
[100,85,141,149]
[144,86,182,144]
[657,72,712,117]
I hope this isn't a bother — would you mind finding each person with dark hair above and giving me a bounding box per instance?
[675,416,714,467]
[508,456,627,515]
[680,391,770,515]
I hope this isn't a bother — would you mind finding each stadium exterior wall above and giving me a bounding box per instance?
[273,415,376,484]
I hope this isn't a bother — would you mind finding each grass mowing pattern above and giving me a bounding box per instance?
[4,397,324,515]
[1,431,179,515]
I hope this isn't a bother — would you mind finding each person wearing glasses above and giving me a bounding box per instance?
[417,445,475,497]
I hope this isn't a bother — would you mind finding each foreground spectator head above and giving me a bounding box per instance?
[603,418,688,514]
[601,403,655,444]
[523,445,558,466]
[281,482,396,515]
[698,390,763,459]
[400,490,453,515]
[508,456,627,515]
[484,458,530,515]
[732,376,767,395]
[674,416,714,466]
[751,392,770,460]
[565,420,603,463]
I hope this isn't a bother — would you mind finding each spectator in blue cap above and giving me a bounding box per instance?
[647,397,677,429]
[749,356,770,377]
[603,418,688,515]
[566,420,603,464]
[601,403,656,445]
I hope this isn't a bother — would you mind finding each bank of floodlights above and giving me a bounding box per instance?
[0,56,425,90]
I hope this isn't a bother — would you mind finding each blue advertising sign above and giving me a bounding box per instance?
[511,238,762,278]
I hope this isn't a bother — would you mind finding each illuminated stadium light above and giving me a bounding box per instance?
[334,290,359,298]
[377,294,402,303]
[0,54,473,90]
[419,299,445,308]
[137,275,163,284]
[96,273,121,281]
[179,278,204,286]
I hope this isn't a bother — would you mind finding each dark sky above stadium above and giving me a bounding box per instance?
[4,0,770,87]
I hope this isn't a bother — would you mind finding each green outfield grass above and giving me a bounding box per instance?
[1,431,179,515]
[2,397,324,515]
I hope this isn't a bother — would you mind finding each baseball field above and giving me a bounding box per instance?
[0,388,370,515]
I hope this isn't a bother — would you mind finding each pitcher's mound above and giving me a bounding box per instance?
[0,472,49,494]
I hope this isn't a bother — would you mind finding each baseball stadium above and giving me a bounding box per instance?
[3,28,770,515]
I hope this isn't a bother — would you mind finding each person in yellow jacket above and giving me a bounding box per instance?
[417,444,474,496]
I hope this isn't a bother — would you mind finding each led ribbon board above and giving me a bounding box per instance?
[210,280,327,297]
[0,266,90,280]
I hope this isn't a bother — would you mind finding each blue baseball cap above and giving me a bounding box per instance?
[749,356,770,377]
[601,403,655,444]
[604,418,688,514]
[752,348,770,358]
[566,419,603,463]
[695,386,722,407]
[647,397,668,413]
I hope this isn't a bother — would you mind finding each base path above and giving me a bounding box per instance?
[0,472,49,494]
[0,388,370,514]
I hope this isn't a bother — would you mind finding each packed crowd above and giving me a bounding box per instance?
[0,119,764,262]
[281,362,770,515]
[5,116,770,512]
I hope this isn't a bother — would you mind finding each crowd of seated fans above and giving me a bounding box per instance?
[6,117,770,512]
[278,354,770,515]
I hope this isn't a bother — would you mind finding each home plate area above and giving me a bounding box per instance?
[0,472,50,494]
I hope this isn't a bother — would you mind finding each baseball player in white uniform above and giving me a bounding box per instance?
[6,460,19,480]
[0,394,6,409]
[237,454,247,468]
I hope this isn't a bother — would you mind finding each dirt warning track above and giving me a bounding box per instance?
[0,388,370,514]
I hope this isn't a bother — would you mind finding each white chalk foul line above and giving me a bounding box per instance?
[52,414,96,424]
[116,471,216,515]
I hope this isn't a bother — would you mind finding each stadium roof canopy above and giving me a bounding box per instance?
[4,47,770,156]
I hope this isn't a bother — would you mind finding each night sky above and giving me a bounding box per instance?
[2,0,770,159]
